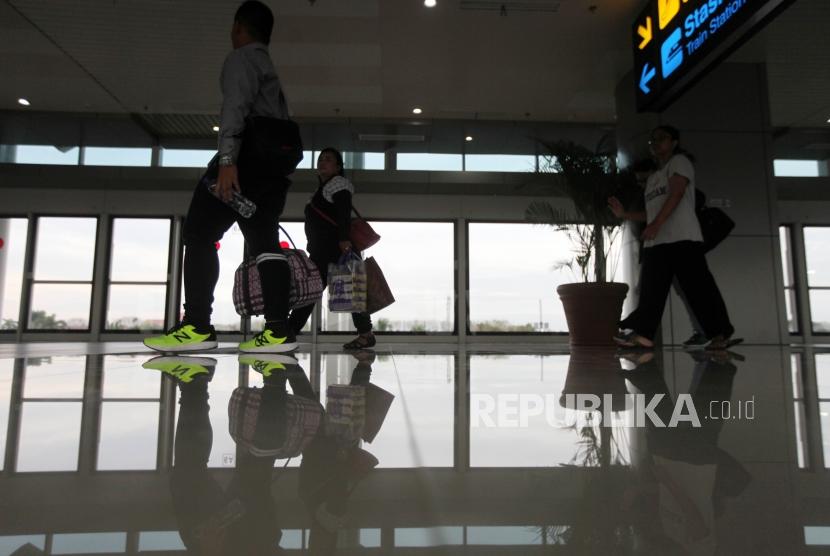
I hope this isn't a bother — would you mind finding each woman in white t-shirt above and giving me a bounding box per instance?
[608,125,733,349]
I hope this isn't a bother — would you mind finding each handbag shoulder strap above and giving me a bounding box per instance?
[278,224,298,250]
[309,202,338,227]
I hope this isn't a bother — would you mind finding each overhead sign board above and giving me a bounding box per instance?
[633,0,796,112]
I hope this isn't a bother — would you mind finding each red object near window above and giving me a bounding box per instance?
[280,241,290,249]
[0,237,4,249]
[215,241,221,250]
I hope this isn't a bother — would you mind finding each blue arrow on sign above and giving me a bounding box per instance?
[639,63,656,94]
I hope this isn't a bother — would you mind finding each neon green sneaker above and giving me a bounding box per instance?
[238,354,298,377]
[143,323,217,353]
[142,356,216,383]
[238,326,297,353]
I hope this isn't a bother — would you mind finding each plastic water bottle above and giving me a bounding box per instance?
[207,182,257,219]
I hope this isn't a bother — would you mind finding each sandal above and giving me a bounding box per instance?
[343,332,376,350]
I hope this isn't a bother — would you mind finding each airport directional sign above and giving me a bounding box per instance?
[633,0,797,112]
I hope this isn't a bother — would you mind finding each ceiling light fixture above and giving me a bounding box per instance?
[412,107,423,115]
[212,125,220,132]
[18,98,30,106]
[465,136,473,142]
[425,0,437,6]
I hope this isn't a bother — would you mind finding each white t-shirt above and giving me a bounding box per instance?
[643,154,703,247]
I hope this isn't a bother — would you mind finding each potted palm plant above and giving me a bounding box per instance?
[526,139,637,345]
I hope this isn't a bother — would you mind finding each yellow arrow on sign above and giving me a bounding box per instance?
[637,16,653,50]
[658,0,680,30]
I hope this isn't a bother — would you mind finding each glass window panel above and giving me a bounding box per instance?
[279,530,304,549]
[395,527,463,547]
[106,285,167,331]
[22,356,86,398]
[98,402,159,470]
[467,526,542,545]
[138,531,186,551]
[110,218,170,282]
[29,284,92,330]
[810,291,830,333]
[0,360,12,471]
[344,151,384,170]
[34,217,97,281]
[1,218,28,330]
[17,402,82,471]
[322,222,454,333]
[0,535,46,555]
[773,159,820,177]
[160,148,215,168]
[83,147,152,167]
[103,355,161,398]
[52,532,127,554]
[359,529,381,547]
[465,154,536,172]
[795,401,807,469]
[821,401,830,468]
[792,354,803,399]
[784,288,798,334]
[297,150,313,169]
[816,355,830,399]
[469,354,627,468]
[805,526,830,545]
[11,144,79,165]
[805,227,830,287]
[321,353,454,468]
[779,226,794,287]
[397,153,463,171]
[469,223,574,332]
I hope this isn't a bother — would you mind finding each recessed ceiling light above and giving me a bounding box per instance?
[465,136,473,142]
[18,98,30,106]
[424,0,437,6]
[412,107,423,115]
[212,125,220,132]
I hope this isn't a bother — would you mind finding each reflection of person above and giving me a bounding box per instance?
[622,352,751,553]
[168,355,320,555]
[145,1,296,354]
[300,351,392,554]
[287,148,375,350]
[609,125,734,349]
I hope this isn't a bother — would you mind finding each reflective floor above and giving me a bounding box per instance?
[0,344,827,555]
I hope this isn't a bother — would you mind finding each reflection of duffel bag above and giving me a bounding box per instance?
[228,386,323,459]
[233,226,323,316]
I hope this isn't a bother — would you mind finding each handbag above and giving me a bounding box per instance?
[238,110,304,177]
[364,256,395,314]
[232,226,323,316]
[309,203,381,252]
[327,252,367,313]
[697,205,734,252]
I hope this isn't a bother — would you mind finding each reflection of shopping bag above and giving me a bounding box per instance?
[362,383,394,443]
[364,257,395,314]
[228,387,323,458]
[327,253,367,312]
[325,385,366,449]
